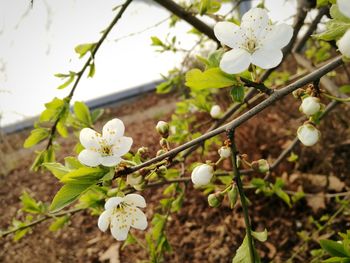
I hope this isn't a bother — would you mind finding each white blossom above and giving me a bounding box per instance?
[98,194,147,241]
[218,146,231,158]
[338,0,350,18]
[191,164,214,186]
[210,105,222,119]
[300,96,321,116]
[78,118,133,167]
[214,8,293,74]
[297,124,320,147]
[338,29,350,58]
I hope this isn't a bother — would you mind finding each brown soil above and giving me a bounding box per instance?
[0,83,350,263]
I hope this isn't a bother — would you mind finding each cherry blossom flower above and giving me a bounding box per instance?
[210,105,222,119]
[338,30,350,58]
[78,118,133,167]
[214,8,293,74]
[98,194,147,241]
[300,97,321,116]
[218,146,231,158]
[338,0,350,18]
[297,124,320,147]
[191,163,214,186]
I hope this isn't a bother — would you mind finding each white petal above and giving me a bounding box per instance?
[297,124,320,147]
[129,207,148,230]
[123,194,146,208]
[111,137,133,156]
[78,149,101,167]
[99,155,122,167]
[79,128,101,149]
[191,164,214,186]
[102,118,125,145]
[105,197,123,210]
[251,48,282,69]
[338,29,350,57]
[110,213,131,241]
[338,0,350,18]
[220,48,251,74]
[261,23,293,50]
[214,21,245,48]
[241,8,269,39]
[98,209,113,232]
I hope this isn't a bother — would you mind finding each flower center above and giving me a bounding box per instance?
[98,139,113,156]
[245,39,258,53]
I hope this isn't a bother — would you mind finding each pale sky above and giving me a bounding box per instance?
[0,0,297,126]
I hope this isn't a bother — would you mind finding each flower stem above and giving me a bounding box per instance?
[227,129,255,263]
[323,93,350,102]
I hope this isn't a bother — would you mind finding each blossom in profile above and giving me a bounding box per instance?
[338,0,350,18]
[191,164,214,186]
[78,118,133,167]
[214,8,293,74]
[218,146,231,159]
[210,105,222,119]
[297,124,320,147]
[338,30,350,58]
[300,96,321,116]
[98,194,147,241]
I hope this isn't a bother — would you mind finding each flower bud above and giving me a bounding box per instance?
[251,159,270,173]
[218,146,231,159]
[297,123,320,147]
[159,138,168,149]
[292,88,305,99]
[127,173,143,186]
[136,147,149,161]
[210,105,222,119]
[299,96,321,116]
[191,163,214,187]
[208,192,224,208]
[156,121,169,138]
[228,186,238,209]
[338,29,350,58]
[157,165,167,176]
[156,149,166,156]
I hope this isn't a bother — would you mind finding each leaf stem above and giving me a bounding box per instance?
[323,93,350,102]
[227,129,255,263]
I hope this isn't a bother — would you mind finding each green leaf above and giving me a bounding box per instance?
[330,5,350,22]
[232,235,260,263]
[20,191,45,214]
[185,68,237,90]
[156,80,173,94]
[320,239,350,257]
[317,0,329,7]
[49,215,70,231]
[91,108,104,123]
[339,85,350,94]
[57,73,75,90]
[23,128,50,148]
[56,121,68,138]
[323,257,350,263]
[64,157,84,170]
[74,42,96,58]
[43,162,70,179]
[151,36,164,46]
[88,62,95,78]
[252,229,268,242]
[230,85,245,103]
[60,167,107,184]
[74,101,92,126]
[50,183,91,212]
[122,233,138,249]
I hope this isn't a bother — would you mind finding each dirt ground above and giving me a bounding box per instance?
[0,82,350,262]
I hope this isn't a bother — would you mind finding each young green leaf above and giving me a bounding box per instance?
[230,85,245,103]
[320,239,350,257]
[42,162,70,179]
[60,167,107,184]
[49,215,70,232]
[57,73,75,90]
[23,128,50,148]
[185,68,237,90]
[74,101,92,127]
[74,42,96,58]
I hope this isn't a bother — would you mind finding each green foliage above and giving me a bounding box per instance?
[151,35,177,52]
[23,128,50,148]
[20,191,46,214]
[230,85,245,103]
[197,49,224,69]
[56,71,76,90]
[49,216,70,232]
[197,0,221,15]
[185,67,237,90]
[73,101,92,127]
[316,5,350,41]
[339,85,350,94]
[74,42,96,58]
[43,162,70,179]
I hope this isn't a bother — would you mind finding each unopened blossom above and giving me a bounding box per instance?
[191,163,214,186]
[218,146,231,158]
[98,194,147,241]
[297,124,320,147]
[127,174,143,186]
[156,121,169,138]
[210,105,222,119]
[338,0,350,18]
[338,30,350,58]
[300,97,321,116]
[214,8,293,74]
[78,118,133,167]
